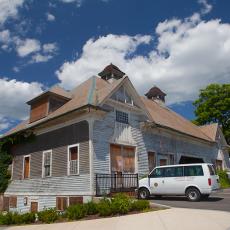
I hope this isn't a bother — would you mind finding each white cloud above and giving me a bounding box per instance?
[0,116,11,131]
[56,16,230,105]
[0,78,43,121]
[47,12,55,22]
[0,0,24,25]
[198,0,212,15]
[0,29,10,43]
[16,38,41,57]
[31,53,53,63]
[60,0,82,7]
[30,42,58,63]
[43,43,57,53]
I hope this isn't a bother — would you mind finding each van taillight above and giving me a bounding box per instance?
[208,178,212,186]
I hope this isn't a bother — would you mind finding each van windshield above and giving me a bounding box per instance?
[208,165,216,175]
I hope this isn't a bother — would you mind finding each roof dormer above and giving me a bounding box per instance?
[27,86,71,123]
[98,63,126,82]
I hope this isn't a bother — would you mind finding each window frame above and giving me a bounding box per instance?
[42,150,52,178]
[22,155,31,179]
[115,110,129,124]
[67,143,80,176]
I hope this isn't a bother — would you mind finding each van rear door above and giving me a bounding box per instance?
[207,164,220,190]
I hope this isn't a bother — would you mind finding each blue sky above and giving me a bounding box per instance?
[0,0,230,135]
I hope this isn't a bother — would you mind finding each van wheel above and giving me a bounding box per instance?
[186,187,201,202]
[138,188,150,199]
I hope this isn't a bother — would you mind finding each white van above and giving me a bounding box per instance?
[138,163,220,201]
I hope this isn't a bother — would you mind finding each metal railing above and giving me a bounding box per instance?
[95,173,139,196]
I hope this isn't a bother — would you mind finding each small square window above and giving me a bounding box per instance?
[116,110,128,124]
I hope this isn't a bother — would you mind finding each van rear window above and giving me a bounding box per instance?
[208,165,216,175]
[184,165,204,176]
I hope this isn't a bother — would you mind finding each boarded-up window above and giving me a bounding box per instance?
[56,197,67,211]
[43,151,52,177]
[31,202,38,213]
[110,144,135,173]
[216,160,223,170]
[68,145,79,175]
[148,152,156,172]
[24,156,30,179]
[9,196,17,208]
[123,146,135,173]
[69,196,83,206]
[160,159,167,166]
[3,197,9,211]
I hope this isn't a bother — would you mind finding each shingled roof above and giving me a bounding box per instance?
[141,97,213,142]
[4,76,125,137]
[199,123,219,141]
[3,69,216,143]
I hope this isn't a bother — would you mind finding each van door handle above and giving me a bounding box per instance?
[162,180,164,184]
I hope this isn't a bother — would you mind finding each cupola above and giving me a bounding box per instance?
[98,63,126,81]
[145,86,166,103]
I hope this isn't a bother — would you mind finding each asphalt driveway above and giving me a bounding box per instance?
[150,188,230,212]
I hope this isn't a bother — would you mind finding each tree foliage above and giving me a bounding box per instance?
[0,132,35,193]
[193,83,230,144]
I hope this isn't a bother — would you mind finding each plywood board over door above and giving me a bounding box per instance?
[31,202,38,213]
[110,144,135,173]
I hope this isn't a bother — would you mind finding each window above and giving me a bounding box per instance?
[110,144,135,173]
[164,167,183,177]
[9,196,17,208]
[68,144,79,175]
[23,156,30,179]
[116,110,128,124]
[148,152,156,172]
[150,168,165,178]
[42,150,52,177]
[215,160,223,170]
[56,197,67,211]
[69,196,83,206]
[184,165,204,177]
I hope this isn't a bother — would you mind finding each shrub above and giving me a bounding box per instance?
[37,208,59,224]
[131,200,150,211]
[217,170,230,188]
[0,212,35,225]
[66,204,87,220]
[97,198,112,217]
[111,193,131,215]
[21,212,36,224]
[84,201,98,215]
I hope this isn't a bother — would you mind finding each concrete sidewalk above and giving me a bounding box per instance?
[2,208,230,230]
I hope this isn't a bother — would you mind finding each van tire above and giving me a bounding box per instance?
[186,187,201,202]
[138,188,150,199]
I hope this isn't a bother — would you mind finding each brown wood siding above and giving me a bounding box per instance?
[12,121,89,179]
[69,196,83,205]
[30,97,48,123]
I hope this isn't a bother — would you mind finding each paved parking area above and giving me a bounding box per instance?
[150,189,230,212]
